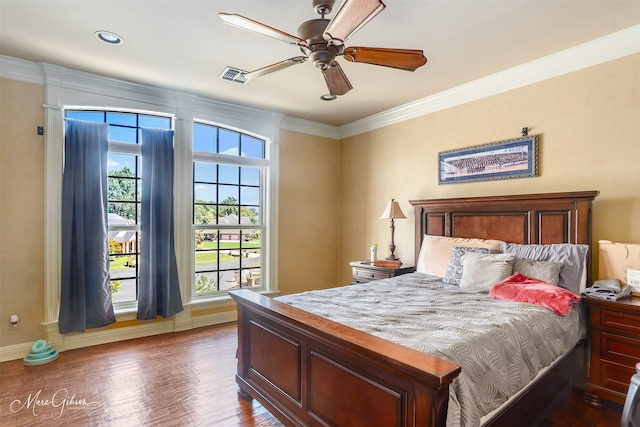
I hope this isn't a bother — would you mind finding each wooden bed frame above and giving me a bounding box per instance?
[230,191,599,427]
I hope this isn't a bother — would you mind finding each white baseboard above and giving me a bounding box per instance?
[0,310,238,363]
[60,321,177,352]
[192,310,237,329]
[0,342,34,363]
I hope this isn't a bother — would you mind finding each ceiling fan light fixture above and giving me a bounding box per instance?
[321,94,337,101]
[95,30,123,45]
[312,0,335,16]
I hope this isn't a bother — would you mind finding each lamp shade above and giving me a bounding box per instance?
[379,199,406,220]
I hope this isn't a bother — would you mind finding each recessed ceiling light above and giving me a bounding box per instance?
[95,31,123,45]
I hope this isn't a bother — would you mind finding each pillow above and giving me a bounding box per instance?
[513,258,563,286]
[443,246,500,285]
[500,242,589,295]
[459,252,516,292]
[490,272,581,316]
[416,235,503,277]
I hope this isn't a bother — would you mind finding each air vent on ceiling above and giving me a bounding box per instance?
[219,66,248,84]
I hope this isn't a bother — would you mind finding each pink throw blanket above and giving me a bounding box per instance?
[489,273,581,316]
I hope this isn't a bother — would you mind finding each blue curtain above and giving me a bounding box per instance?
[59,119,116,334]
[137,128,183,319]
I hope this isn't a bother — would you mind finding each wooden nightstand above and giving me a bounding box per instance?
[584,295,640,406]
[349,260,415,285]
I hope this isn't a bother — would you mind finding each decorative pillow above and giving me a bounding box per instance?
[443,246,500,285]
[500,243,589,295]
[459,252,516,292]
[513,258,563,286]
[490,272,581,316]
[416,235,503,277]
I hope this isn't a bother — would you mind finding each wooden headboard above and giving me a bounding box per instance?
[410,191,599,280]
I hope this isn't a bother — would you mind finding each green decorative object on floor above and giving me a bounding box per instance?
[23,339,59,366]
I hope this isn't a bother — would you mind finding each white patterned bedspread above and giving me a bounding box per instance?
[276,272,585,427]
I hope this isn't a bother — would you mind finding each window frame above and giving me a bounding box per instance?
[191,121,269,298]
[59,110,274,310]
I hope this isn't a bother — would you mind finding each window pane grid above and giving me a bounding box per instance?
[193,121,264,297]
[195,229,262,294]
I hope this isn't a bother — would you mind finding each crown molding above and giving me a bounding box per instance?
[0,55,284,141]
[0,55,43,83]
[338,24,640,139]
[280,115,341,140]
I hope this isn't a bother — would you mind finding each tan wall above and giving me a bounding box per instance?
[339,53,640,285]
[0,79,45,346]
[278,129,341,295]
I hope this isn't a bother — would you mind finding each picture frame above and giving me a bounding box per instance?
[438,135,538,184]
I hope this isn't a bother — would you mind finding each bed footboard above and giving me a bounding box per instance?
[230,289,461,427]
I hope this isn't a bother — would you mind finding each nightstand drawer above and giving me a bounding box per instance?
[353,268,391,282]
[600,331,640,366]
[598,360,638,395]
[349,261,415,285]
[599,309,640,334]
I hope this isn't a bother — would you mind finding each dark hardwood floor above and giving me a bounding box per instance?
[0,322,623,426]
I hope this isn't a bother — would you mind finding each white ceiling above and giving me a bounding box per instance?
[1,0,639,127]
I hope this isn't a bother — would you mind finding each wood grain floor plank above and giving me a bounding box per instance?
[0,323,284,426]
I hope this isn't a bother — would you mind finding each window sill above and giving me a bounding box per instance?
[113,289,280,322]
[113,307,138,322]
[190,289,280,310]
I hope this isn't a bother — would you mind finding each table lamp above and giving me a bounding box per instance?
[379,198,406,261]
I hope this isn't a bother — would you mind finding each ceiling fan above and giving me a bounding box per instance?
[219,0,427,100]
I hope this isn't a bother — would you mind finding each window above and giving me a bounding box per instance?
[38,64,280,334]
[193,122,266,296]
[65,110,172,307]
[63,110,270,308]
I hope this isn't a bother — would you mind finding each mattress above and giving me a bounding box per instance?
[277,272,585,427]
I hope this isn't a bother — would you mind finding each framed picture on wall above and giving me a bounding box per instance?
[438,135,539,184]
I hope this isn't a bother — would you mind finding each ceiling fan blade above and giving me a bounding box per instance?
[219,13,307,46]
[323,0,386,45]
[243,56,307,80]
[322,61,353,96]
[343,47,427,71]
